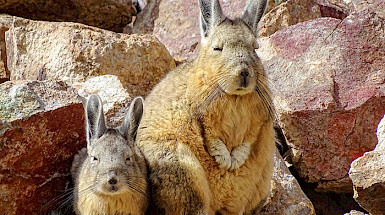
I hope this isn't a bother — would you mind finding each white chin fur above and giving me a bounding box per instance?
[222,85,254,96]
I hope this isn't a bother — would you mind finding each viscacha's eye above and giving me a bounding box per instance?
[126,157,131,161]
[213,47,223,51]
[92,156,98,161]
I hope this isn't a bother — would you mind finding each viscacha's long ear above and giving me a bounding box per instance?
[85,94,106,150]
[118,97,144,143]
[199,0,226,39]
[241,0,267,35]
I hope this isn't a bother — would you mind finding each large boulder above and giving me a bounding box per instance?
[257,10,385,192]
[5,15,176,97]
[0,80,85,215]
[349,115,385,215]
[0,0,137,32]
[261,151,315,215]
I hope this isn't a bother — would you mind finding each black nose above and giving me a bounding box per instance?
[108,178,117,185]
[240,70,249,78]
[239,69,249,88]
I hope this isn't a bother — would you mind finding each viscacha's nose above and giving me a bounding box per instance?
[108,177,118,185]
[239,69,249,88]
[108,170,118,185]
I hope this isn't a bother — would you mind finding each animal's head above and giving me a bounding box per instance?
[84,94,146,195]
[197,0,267,96]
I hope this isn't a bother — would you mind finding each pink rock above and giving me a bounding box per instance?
[257,10,385,192]
[352,0,385,18]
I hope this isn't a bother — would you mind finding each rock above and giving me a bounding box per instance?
[259,0,322,37]
[127,0,162,34]
[375,114,385,151]
[349,115,385,215]
[257,10,385,192]
[73,75,132,127]
[0,14,14,83]
[352,0,385,18]
[344,210,368,215]
[316,0,351,19]
[0,80,85,215]
[5,15,176,97]
[0,0,137,32]
[260,151,315,215]
[0,24,8,83]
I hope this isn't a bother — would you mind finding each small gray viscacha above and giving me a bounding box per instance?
[71,94,149,215]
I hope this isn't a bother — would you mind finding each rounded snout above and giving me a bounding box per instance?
[98,169,126,194]
[108,170,118,184]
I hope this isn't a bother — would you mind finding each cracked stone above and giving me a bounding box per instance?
[349,115,385,215]
[257,10,385,192]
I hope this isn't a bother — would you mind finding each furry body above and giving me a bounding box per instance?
[72,95,148,215]
[138,54,275,214]
[137,0,275,213]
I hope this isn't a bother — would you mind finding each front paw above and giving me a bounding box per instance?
[230,142,251,171]
[206,139,231,170]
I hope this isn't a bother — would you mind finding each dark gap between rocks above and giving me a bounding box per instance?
[288,165,368,215]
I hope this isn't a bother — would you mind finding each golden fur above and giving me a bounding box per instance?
[137,0,275,214]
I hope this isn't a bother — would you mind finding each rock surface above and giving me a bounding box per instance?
[0,14,14,83]
[352,0,385,18]
[0,0,137,32]
[344,210,369,215]
[257,10,385,192]
[259,0,322,37]
[73,75,132,127]
[127,0,161,34]
[5,15,175,97]
[0,80,85,215]
[261,151,315,215]
[349,115,385,215]
[316,0,351,19]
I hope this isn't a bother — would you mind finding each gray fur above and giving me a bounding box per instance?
[198,0,225,38]
[241,0,267,34]
[85,94,106,151]
[118,96,144,143]
[72,94,148,215]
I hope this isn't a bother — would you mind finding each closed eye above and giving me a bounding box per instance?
[213,47,223,51]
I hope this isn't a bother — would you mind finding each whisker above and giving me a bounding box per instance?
[256,78,276,120]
